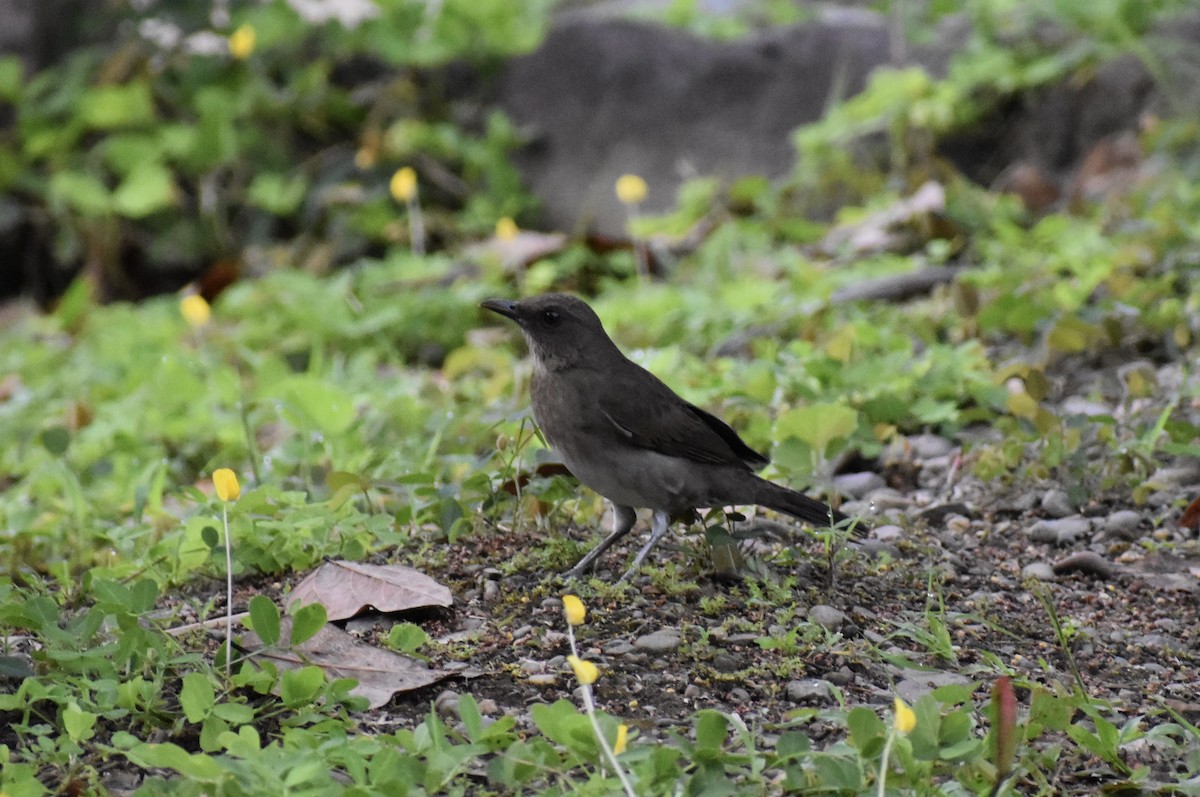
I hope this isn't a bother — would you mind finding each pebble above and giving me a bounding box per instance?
[1041,489,1074,518]
[834,471,886,498]
[1148,465,1200,489]
[1052,551,1116,579]
[1028,516,1091,544]
[684,684,702,699]
[512,624,533,641]
[910,433,955,459]
[871,524,904,542]
[727,687,751,704]
[482,580,499,602]
[712,653,740,673]
[634,629,682,653]
[1102,510,1143,539]
[527,673,557,686]
[477,698,498,715]
[1021,562,1056,581]
[603,640,635,656]
[1060,397,1110,417]
[824,667,854,686]
[786,679,831,701]
[808,605,846,629]
[435,690,460,717]
[866,490,913,510]
[1135,634,1183,652]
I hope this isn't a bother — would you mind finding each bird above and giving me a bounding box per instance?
[481,293,862,581]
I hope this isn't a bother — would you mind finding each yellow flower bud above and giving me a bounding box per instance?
[567,655,598,685]
[562,595,586,626]
[228,24,256,60]
[615,174,647,204]
[893,696,916,734]
[213,468,241,502]
[495,216,519,240]
[613,723,628,755]
[180,294,211,328]
[390,167,418,202]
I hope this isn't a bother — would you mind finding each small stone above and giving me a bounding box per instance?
[786,679,831,701]
[435,690,460,717]
[1101,510,1143,540]
[909,433,955,459]
[727,687,751,703]
[477,698,498,715]
[512,624,533,641]
[1053,550,1116,579]
[1041,489,1074,518]
[634,629,682,653]
[1149,465,1200,490]
[834,471,886,498]
[527,673,557,686]
[1060,397,1110,417]
[1021,562,1056,581]
[1028,516,1091,544]
[808,605,846,629]
[824,667,854,686]
[603,640,635,656]
[871,524,904,542]
[712,653,740,673]
[482,580,500,602]
[684,684,702,699]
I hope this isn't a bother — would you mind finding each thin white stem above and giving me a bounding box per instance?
[407,197,426,255]
[625,205,647,278]
[223,503,233,677]
[877,730,896,797]
[567,625,637,797]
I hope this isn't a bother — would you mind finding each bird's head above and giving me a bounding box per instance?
[481,293,617,371]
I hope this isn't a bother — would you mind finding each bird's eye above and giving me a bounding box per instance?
[541,309,560,325]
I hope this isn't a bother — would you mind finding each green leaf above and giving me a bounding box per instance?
[78,82,156,129]
[62,702,97,742]
[694,710,728,752]
[280,665,325,707]
[39,426,70,455]
[247,595,281,646]
[774,403,858,455]
[277,375,356,436]
[123,742,225,782]
[289,603,327,646]
[0,56,23,102]
[49,171,112,216]
[386,622,429,654]
[113,161,176,218]
[248,172,309,216]
[180,673,215,723]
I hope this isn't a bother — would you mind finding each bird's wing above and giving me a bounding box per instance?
[597,365,768,469]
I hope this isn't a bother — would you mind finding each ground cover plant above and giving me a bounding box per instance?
[1,0,1200,795]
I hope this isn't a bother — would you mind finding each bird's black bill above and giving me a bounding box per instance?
[481,298,521,320]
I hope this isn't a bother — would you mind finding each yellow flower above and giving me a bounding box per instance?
[567,655,598,685]
[562,595,586,626]
[213,469,241,502]
[228,24,256,60]
[613,723,628,755]
[615,174,647,204]
[180,294,211,328]
[495,216,519,240]
[893,697,916,734]
[390,167,418,202]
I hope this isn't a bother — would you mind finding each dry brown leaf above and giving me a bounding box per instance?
[288,561,453,620]
[242,618,448,709]
[1178,495,1200,530]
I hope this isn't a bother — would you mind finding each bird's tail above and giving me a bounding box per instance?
[749,476,867,536]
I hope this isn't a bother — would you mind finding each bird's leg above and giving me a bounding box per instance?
[618,509,671,582]
[565,504,637,577]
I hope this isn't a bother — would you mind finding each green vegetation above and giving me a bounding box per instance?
[2,0,1199,794]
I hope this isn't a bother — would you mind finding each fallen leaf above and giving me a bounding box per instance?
[288,561,453,620]
[1179,495,1200,530]
[243,618,448,709]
